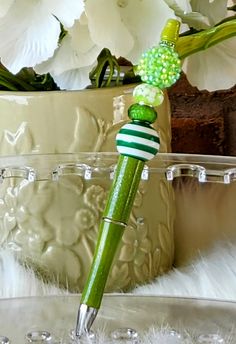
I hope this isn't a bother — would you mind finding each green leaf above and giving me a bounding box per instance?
[89,48,120,88]
[0,67,36,91]
[0,65,59,91]
[228,5,236,11]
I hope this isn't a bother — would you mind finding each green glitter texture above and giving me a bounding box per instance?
[137,42,181,89]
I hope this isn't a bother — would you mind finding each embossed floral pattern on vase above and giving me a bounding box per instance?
[0,87,173,291]
[0,157,175,292]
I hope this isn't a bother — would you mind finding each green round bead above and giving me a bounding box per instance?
[128,103,157,124]
[133,83,164,106]
[137,42,181,89]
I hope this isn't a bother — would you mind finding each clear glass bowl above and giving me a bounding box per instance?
[1,152,236,291]
[0,294,236,343]
[0,153,175,292]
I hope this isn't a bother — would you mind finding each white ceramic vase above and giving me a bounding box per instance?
[0,85,174,291]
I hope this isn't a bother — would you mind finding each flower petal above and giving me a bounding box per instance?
[0,0,61,73]
[0,199,7,217]
[119,245,135,262]
[35,20,101,77]
[0,0,14,18]
[190,0,227,25]
[183,37,236,91]
[140,238,152,253]
[42,0,84,28]
[165,0,210,29]
[52,66,92,90]
[69,17,96,54]
[54,23,101,73]
[85,0,134,58]
[35,19,103,90]
[134,251,146,267]
[122,227,136,244]
[117,0,176,63]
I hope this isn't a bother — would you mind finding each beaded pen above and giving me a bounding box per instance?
[75,18,182,338]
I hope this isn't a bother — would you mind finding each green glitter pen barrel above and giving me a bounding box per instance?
[81,155,145,309]
[75,18,181,339]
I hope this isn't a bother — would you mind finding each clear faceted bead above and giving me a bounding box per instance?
[0,337,10,344]
[197,333,225,343]
[110,327,139,342]
[168,329,182,339]
[26,330,51,343]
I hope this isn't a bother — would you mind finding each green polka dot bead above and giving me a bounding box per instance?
[133,83,164,107]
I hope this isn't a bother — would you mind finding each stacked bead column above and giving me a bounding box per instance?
[76,19,182,337]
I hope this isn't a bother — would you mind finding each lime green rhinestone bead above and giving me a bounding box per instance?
[128,103,157,124]
[137,43,181,89]
[133,83,164,107]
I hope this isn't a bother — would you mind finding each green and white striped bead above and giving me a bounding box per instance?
[116,121,160,161]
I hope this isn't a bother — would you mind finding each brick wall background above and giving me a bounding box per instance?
[168,74,236,156]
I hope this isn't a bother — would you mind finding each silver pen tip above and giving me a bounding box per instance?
[75,304,98,338]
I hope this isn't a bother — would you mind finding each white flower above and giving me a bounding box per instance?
[36,0,176,90]
[0,0,84,74]
[190,0,227,25]
[0,0,235,91]
[85,0,176,64]
[164,0,210,29]
[35,15,101,89]
[174,0,236,90]
[182,38,236,91]
[0,0,13,18]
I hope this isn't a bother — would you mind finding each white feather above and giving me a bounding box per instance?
[1,243,236,342]
[0,249,66,298]
[133,240,236,301]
